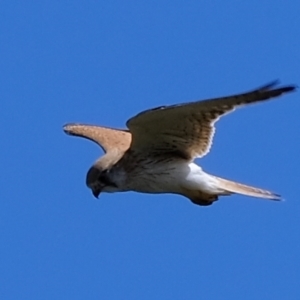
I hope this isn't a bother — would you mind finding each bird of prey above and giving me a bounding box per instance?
[63,81,295,206]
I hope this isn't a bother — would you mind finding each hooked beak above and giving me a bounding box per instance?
[92,188,102,199]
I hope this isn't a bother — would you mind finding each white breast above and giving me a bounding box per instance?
[106,159,218,195]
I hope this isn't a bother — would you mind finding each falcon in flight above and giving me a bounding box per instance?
[64,81,295,206]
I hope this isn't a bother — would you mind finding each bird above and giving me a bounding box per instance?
[63,81,295,206]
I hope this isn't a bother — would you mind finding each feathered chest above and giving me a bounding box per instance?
[109,152,186,193]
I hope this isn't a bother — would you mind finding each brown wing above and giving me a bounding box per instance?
[63,123,131,153]
[127,81,295,160]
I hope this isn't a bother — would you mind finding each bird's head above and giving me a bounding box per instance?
[86,157,118,198]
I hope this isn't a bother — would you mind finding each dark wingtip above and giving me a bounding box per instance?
[259,80,297,93]
[278,85,297,94]
[283,85,297,93]
[259,80,280,90]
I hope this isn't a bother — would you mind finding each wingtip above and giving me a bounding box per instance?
[63,123,83,135]
[260,80,280,90]
[281,85,297,93]
[260,80,297,93]
[63,123,73,135]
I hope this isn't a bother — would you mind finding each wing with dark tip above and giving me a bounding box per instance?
[127,81,296,160]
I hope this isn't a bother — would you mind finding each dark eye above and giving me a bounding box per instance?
[98,170,108,182]
[98,170,117,187]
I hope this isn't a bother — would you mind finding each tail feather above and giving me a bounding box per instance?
[212,175,281,201]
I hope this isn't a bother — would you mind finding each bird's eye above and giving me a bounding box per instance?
[98,170,113,185]
[98,171,107,181]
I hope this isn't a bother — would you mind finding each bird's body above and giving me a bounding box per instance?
[102,156,276,205]
[105,156,208,195]
[64,81,295,206]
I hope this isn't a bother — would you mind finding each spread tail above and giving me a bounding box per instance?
[212,175,281,201]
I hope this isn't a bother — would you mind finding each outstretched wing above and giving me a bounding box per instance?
[127,81,295,160]
[63,123,131,153]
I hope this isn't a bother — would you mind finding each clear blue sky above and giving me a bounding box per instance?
[1,1,299,299]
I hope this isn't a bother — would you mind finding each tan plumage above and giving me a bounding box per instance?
[63,81,295,206]
[127,81,294,160]
[63,124,131,153]
[211,175,281,200]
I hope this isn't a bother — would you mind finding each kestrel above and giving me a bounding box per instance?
[63,81,295,206]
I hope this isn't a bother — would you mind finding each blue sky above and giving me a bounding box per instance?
[1,1,300,299]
